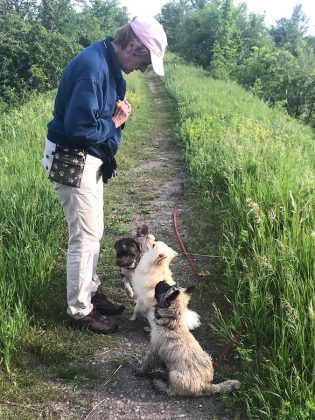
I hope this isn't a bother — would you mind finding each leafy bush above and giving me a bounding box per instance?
[0,0,128,108]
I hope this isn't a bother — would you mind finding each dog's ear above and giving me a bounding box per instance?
[185,286,195,296]
[114,239,121,251]
[166,289,180,304]
[145,236,155,249]
[137,224,149,237]
[155,280,170,300]
[170,249,178,260]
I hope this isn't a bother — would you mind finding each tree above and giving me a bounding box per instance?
[158,1,191,51]
[25,23,81,91]
[236,37,315,124]
[270,4,309,54]
[0,0,129,109]
[190,0,209,8]
[210,0,238,79]
[1,0,37,21]
[71,0,128,47]
[233,3,267,63]
[0,12,32,106]
[89,0,128,35]
[175,4,221,68]
[37,0,80,36]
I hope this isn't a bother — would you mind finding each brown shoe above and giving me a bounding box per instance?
[91,287,125,316]
[73,308,118,334]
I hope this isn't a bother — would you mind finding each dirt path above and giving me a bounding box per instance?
[68,73,235,420]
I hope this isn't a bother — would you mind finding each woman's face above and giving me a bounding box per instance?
[118,42,152,74]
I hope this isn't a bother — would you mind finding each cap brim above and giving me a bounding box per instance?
[151,53,164,76]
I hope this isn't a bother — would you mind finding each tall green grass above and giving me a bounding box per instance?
[163,55,315,418]
[0,93,64,370]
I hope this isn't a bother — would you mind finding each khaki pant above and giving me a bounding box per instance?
[41,139,103,319]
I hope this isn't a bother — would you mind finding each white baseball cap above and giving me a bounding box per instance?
[129,16,168,76]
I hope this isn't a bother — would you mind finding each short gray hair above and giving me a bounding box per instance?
[113,23,150,56]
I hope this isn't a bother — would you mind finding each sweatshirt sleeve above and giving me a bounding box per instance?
[63,78,117,149]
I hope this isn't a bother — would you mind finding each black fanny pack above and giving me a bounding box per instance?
[48,145,86,187]
[101,155,117,184]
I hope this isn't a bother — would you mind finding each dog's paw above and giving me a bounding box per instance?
[231,380,241,390]
[130,315,137,321]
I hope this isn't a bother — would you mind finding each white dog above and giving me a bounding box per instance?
[130,240,200,330]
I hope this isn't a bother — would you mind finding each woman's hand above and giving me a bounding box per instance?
[112,99,132,128]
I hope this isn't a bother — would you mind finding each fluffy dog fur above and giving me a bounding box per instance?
[131,241,200,331]
[135,281,240,396]
[130,240,177,326]
[114,225,155,298]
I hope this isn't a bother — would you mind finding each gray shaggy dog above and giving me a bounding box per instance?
[135,281,240,396]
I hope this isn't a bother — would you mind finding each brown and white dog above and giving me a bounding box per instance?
[135,281,240,396]
[114,225,155,298]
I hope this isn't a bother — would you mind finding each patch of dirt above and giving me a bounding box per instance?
[62,73,239,420]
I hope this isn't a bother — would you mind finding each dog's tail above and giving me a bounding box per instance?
[183,309,201,330]
[153,378,240,396]
[206,379,240,394]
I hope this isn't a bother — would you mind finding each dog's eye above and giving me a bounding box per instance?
[152,244,155,248]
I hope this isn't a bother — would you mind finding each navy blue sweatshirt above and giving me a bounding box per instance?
[47,38,126,159]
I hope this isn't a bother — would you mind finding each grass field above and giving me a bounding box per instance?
[162,54,315,418]
[1,55,314,418]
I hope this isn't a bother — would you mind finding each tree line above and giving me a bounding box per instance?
[158,0,315,127]
[1,0,315,127]
[0,0,128,110]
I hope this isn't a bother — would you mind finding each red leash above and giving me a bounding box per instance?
[213,324,245,363]
[173,196,244,363]
[173,200,207,284]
